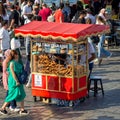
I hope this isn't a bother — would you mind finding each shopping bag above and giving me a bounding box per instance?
[17,69,28,84]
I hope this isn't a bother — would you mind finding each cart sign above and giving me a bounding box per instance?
[34,74,42,87]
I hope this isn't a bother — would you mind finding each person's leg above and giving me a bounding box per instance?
[101,47,111,57]
[20,101,24,111]
[6,91,18,111]
[98,34,111,66]
[0,91,10,114]
[25,59,30,74]
[0,102,9,115]
[98,41,103,66]
[5,90,10,108]
[98,35,111,57]
[26,73,31,87]
[9,100,17,109]
[19,100,28,114]
[25,37,30,59]
[1,102,10,110]
[98,35,104,58]
[25,38,31,75]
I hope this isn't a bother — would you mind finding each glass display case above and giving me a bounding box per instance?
[31,40,88,78]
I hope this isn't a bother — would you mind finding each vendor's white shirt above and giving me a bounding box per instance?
[67,42,95,65]
[80,42,95,64]
[0,27,10,50]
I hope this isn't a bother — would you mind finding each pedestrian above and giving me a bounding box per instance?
[71,0,83,23]
[38,3,52,21]
[96,16,112,66]
[93,0,101,15]
[63,2,71,22]
[8,4,20,30]
[50,3,57,12]
[24,14,33,87]
[0,20,10,58]
[85,8,96,24]
[54,3,64,23]
[0,4,9,21]
[97,8,106,23]
[0,50,28,115]
[21,0,32,24]
[2,49,19,112]
[77,10,86,24]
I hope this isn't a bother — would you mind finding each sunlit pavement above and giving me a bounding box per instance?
[0,48,120,120]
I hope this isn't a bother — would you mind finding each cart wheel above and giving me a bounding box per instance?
[79,97,86,103]
[33,96,37,102]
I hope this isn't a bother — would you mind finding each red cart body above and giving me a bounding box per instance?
[15,21,109,100]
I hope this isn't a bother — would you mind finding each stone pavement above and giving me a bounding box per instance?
[0,48,120,120]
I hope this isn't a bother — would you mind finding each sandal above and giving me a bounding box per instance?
[19,110,29,115]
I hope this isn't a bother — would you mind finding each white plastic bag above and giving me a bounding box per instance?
[11,38,21,50]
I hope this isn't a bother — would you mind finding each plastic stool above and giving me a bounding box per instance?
[88,76,104,97]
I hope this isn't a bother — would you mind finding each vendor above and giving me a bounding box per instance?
[53,48,67,66]
[80,42,96,72]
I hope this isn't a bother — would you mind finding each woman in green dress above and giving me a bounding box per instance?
[0,50,28,115]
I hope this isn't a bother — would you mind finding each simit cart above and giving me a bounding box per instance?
[15,21,109,104]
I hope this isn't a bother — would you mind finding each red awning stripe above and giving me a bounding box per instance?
[15,21,110,42]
